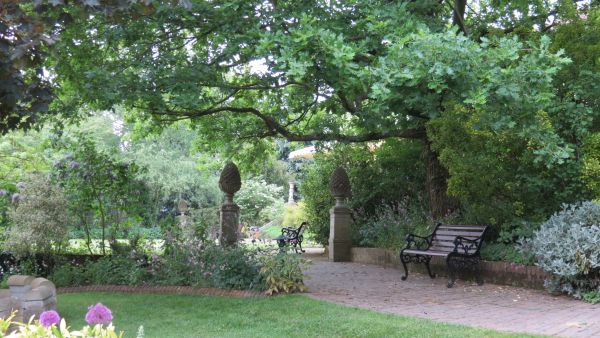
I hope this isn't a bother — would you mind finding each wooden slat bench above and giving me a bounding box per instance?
[400,223,488,288]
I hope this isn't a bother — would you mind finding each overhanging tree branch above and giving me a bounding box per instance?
[157,106,426,142]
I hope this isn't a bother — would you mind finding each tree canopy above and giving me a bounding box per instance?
[2,0,599,217]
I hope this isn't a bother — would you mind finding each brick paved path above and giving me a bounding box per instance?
[303,253,600,337]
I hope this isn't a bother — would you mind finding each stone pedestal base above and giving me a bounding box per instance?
[328,205,352,262]
[220,203,240,246]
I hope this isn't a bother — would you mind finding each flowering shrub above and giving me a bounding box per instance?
[5,173,70,256]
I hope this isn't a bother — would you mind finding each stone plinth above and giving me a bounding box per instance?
[329,204,352,261]
[220,202,240,246]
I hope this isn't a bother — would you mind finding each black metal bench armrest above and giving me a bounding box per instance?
[404,233,432,250]
[453,236,482,255]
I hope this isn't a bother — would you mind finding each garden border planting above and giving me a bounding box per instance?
[57,285,264,298]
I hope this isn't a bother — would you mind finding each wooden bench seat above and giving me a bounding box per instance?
[400,223,488,288]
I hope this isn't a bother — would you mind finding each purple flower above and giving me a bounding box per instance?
[0,189,6,197]
[15,182,25,190]
[40,310,61,327]
[85,303,113,325]
[11,193,20,204]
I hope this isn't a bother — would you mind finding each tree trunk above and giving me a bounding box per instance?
[423,140,459,219]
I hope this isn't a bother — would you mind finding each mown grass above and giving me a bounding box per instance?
[58,292,539,338]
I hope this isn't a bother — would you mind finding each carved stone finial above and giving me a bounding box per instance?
[329,167,352,198]
[219,162,242,195]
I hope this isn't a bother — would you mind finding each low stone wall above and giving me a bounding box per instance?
[349,247,549,289]
[0,275,57,322]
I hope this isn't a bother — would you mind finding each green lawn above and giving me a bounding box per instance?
[57,292,539,338]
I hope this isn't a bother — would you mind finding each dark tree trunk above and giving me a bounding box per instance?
[423,139,459,219]
[452,0,468,34]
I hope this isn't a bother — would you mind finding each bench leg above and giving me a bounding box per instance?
[424,259,436,279]
[446,255,457,288]
[400,254,409,281]
[297,241,305,253]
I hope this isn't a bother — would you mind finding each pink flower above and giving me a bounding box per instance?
[85,303,113,325]
[40,310,61,327]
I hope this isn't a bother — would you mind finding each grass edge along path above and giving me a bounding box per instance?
[57,292,542,338]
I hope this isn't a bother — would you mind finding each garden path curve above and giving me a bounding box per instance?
[303,251,600,337]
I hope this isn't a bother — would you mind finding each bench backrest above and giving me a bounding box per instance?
[297,222,307,238]
[430,224,487,254]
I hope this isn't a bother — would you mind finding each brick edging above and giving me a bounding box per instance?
[57,285,265,298]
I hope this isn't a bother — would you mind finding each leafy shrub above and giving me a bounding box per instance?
[301,140,426,245]
[50,264,87,287]
[148,235,210,286]
[429,105,592,231]
[356,201,431,249]
[236,176,285,227]
[5,173,70,256]
[85,256,147,286]
[259,253,309,295]
[583,290,600,304]
[480,220,538,264]
[50,255,147,287]
[201,245,263,290]
[526,201,600,300]
[148,235,264,290]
